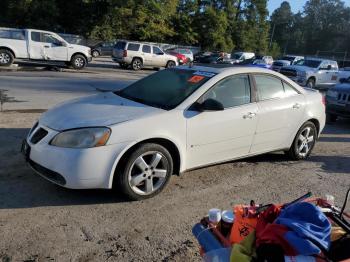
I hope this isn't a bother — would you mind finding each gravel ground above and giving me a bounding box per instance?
[0,61,349,261]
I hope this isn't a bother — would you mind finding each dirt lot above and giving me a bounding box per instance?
[0,62,349,261]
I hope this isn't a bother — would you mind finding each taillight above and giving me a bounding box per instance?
[123,50,127,57]
[322,94,326,106]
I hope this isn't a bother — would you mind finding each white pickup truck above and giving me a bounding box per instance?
[279,58,339,89]
[0,28,91,69]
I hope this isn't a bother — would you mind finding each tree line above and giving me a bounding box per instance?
[1,0,350,58]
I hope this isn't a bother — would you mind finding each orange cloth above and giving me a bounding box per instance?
[230,205,258,244]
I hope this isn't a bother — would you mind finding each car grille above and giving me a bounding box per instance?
[30,128,48,144]
[29,159,66,186]
[337,93,350,103]
[280,68,297,77]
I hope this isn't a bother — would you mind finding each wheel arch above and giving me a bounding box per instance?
[132,56,143,63]
[307,76,316,85]
[70,52,88,62]
[0,46,16,58]
[110,137,182,189]
[307,118,320,137]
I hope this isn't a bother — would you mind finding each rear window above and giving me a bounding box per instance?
[31,32,41,42]
[115,69,215,110]
[127,43,140,51]
[115,41,126,50]
[142,45,151,53]
[0,29,25,40]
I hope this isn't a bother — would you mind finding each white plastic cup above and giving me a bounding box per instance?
[208,208,222,224]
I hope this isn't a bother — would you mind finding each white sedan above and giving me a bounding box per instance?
[22,66,326,200]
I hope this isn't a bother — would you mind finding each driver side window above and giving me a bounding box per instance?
[202,74,251,108]
[43,33,61,45]
[153,46,163,55]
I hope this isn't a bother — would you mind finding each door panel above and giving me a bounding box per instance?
[186,74,258,169]
[42,33,68,61]
[141,45,152,66]
[250,75,306,153]
[152,46,166,67]
[28,31,45,59]
[186,104,258,168]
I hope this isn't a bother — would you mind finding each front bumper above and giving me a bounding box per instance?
[326,101,350,118]
[23,124,130,189]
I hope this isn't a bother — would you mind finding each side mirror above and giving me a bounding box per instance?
[193,99,224,112]
[157,52,164,55]
[327,65,332,70]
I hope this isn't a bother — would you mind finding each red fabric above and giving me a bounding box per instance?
[256,205,298,256]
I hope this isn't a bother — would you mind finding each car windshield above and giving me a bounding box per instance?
[295,59,322,68]
[114,69,215,110]
[281,56,295,62]
[232,53,242,59]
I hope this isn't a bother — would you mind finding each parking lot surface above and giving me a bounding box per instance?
[0,60,349,261]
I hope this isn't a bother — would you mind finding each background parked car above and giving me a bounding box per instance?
[272,55,304,72]
[198,52,222,63]
[112,40,178,70]
[231,52,255,64]
[338,67,350,82]
[280,58,339,89]
[91,41,116,57]
[166,50,188,65]
[0,28,91,69]
[167,48,193,62]
[326,77,350,122]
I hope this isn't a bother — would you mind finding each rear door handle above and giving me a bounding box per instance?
[243,112,256,119]
[293,103,301,109]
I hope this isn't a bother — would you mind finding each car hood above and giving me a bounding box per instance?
[69,44,90,53]
[40,92,163,131]
[333,83,350,93]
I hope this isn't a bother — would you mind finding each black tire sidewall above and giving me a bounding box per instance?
[116,143,173,200]
[132,58,142,70]
[92,50,99,57]
[0,49,14,66]
[71,54,87,70]
[166,61,175,68]
[289,121,317,160]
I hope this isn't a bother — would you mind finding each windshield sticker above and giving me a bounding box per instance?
[188,75,205,83]
[193,71,216,78]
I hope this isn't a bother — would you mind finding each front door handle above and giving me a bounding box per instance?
[293,103,301,109]
[44,45,50,48]
[243,112,256,119]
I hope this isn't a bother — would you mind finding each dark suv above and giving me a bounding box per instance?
[326,78,350,122]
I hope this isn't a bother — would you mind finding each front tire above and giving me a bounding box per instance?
[116,143,173,200]
[0,49,14,67]
[71,54,87,70]
[286,121,317,160]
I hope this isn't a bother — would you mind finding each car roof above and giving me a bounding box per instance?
[304,57,337,62]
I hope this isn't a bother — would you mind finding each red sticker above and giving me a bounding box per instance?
[188,75,205,83]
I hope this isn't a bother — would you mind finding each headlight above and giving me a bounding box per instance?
[51,127,111,148]
[327,90,338,98]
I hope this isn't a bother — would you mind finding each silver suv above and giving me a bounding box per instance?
[112,41,178,70]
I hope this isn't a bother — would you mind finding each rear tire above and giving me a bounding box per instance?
[131,58,142,71]
[326,113,337,123]
[286,121,317,160]
[166,61,176,68]
[71,54,87,70]
[0,49,14,67]
[92,50,100,58]
[115,143,173,200]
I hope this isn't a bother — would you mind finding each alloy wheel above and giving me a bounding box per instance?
[128,151,168,195]
[74,57,84,68]
[0,53,10,64]
[297,126,315,157]
[133,60,141,70]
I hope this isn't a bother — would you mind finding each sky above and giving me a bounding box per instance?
[267,0,307,15]
[267,0,350,15]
